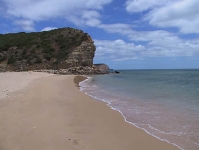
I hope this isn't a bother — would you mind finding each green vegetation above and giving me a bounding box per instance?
[0,56,6,62]
[8,56,16,64]
[0,27,89,64]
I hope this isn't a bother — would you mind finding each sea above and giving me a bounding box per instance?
[79,69,199,150]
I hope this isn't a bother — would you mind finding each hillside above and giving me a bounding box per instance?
[0,27,96,71]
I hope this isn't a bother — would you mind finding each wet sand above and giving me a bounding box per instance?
[0,73,179,150]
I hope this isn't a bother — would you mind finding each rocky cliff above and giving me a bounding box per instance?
[0,27,96,72]
[94,63,109,72]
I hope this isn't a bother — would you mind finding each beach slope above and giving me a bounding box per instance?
[0,73,179,150]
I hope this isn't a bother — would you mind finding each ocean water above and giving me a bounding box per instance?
[79,70,199,150]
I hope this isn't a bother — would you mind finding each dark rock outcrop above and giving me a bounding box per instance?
[0,27,100,74]
[114,70,120,74]
[94,63,109,73]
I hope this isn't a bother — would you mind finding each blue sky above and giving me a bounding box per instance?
[0,0,199,69]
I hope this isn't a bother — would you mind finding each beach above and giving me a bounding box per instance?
[0,72,179,150]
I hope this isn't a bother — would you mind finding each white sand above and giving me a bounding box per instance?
[0,72,54,99]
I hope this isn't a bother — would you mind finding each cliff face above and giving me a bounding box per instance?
[0,27,96,71]
[58,41,95,69]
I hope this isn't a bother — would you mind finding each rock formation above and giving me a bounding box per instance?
[94,63,109,72]
[0,27,107,74]
[34,66,105,75]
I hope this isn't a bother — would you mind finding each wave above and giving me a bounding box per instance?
[79,76,184,150]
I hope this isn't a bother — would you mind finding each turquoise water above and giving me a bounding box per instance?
[80,70,199,150]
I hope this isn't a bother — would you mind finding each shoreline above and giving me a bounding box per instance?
[78,76,183,150]
[75,75,180,150]
[0,73,180,150]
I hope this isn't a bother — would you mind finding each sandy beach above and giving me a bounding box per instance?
[0,72,180,150]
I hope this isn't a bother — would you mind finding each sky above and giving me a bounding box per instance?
[0,0,199,69]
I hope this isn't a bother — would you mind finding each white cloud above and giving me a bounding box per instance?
[68,10,101,27]
[2,0,112,27]
[94,39,146,61]
[98,22,176,42]
[82,10,101,27]
[125,0,168,13]
[95,23,193,59]
[0,0,113,30]
[85,0,113,9]
[82,10,100,19]
[114,57,142,61]
[41,27,57,32]
[146,0,199,33]
[14,20,35,31]
[125,0,199,34]
[94,29,199,61]
[99,23,133,34]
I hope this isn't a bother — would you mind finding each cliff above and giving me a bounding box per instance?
[0,27,96,72]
